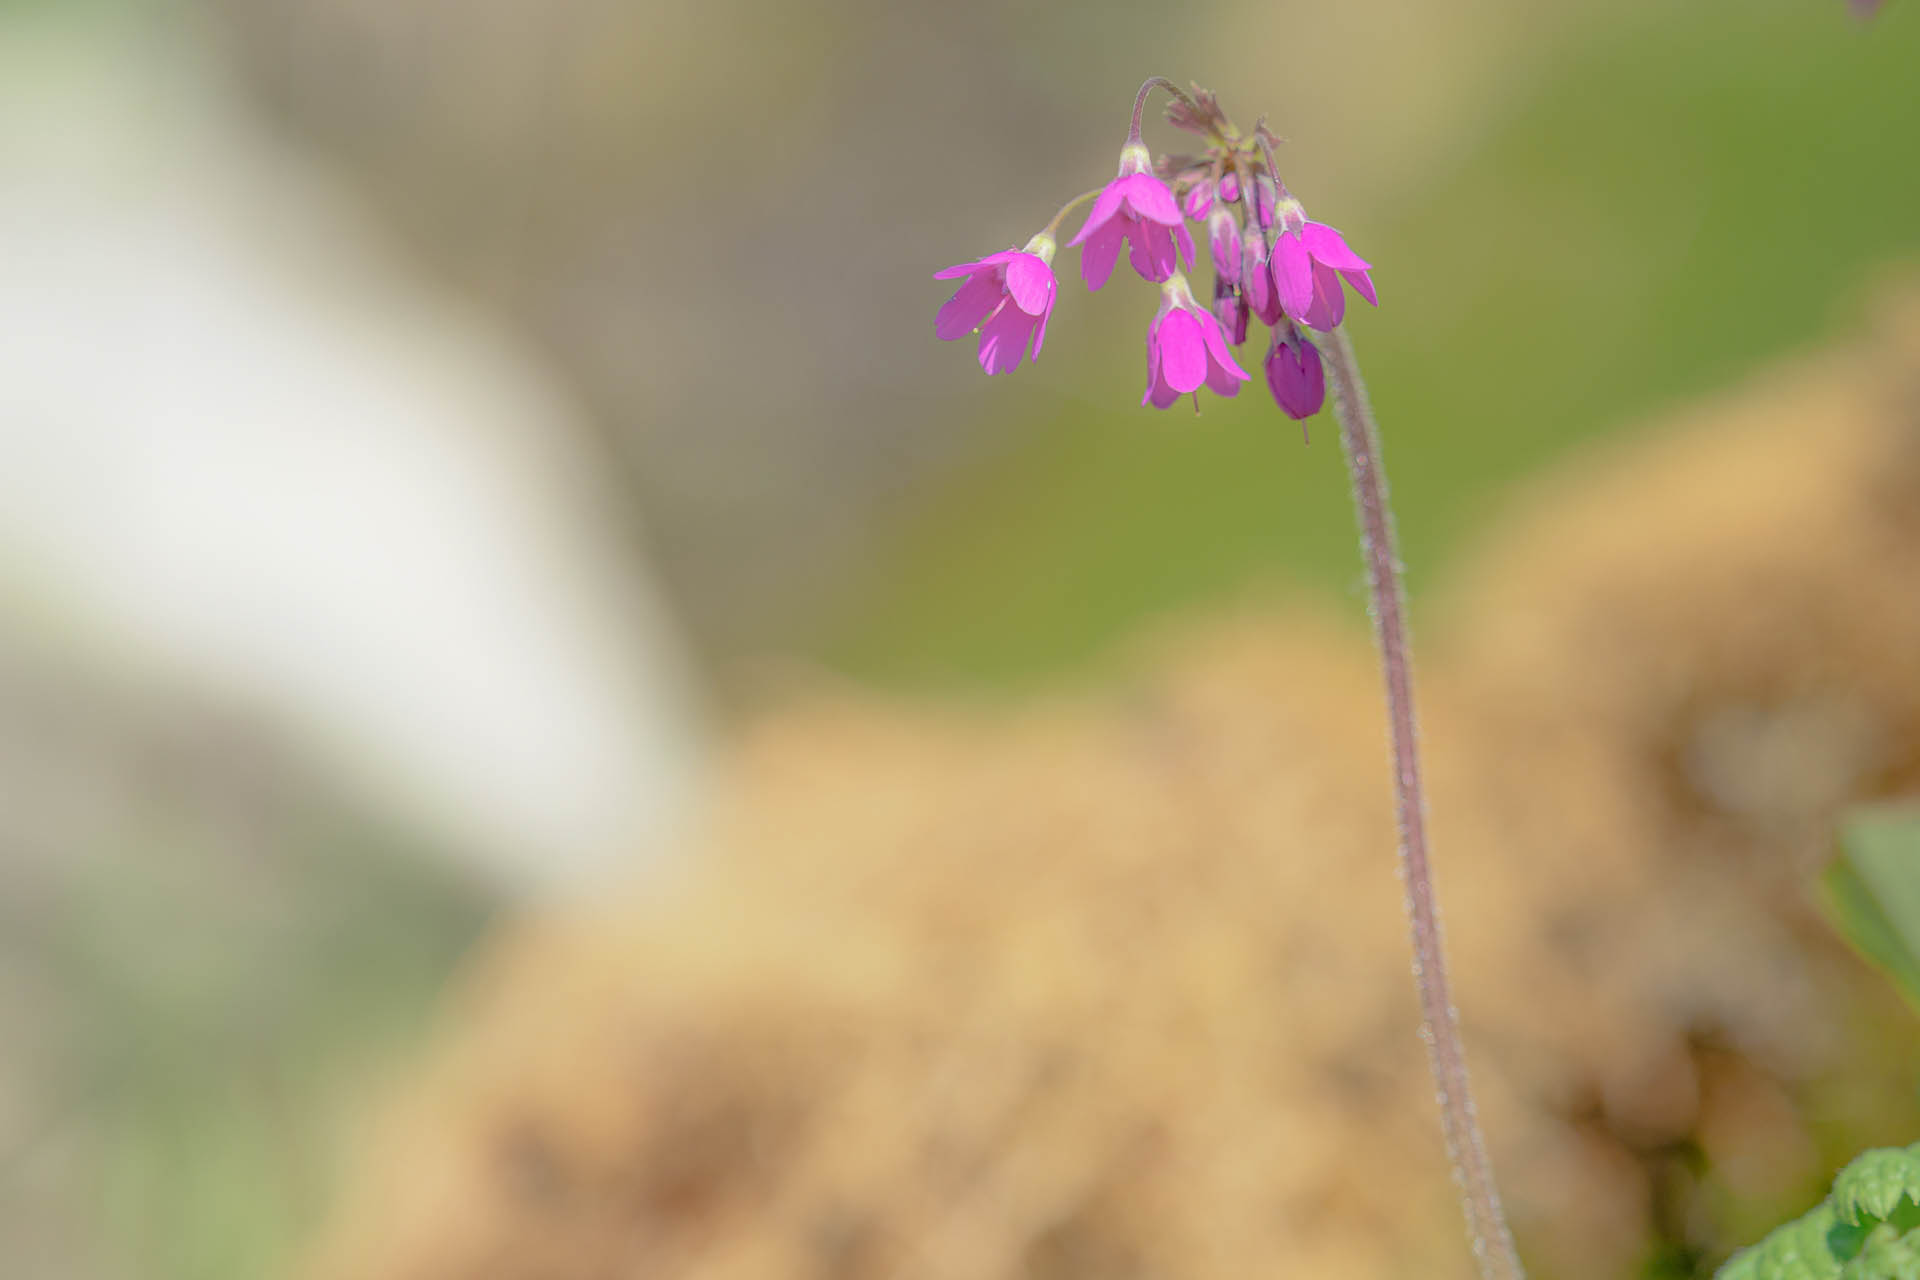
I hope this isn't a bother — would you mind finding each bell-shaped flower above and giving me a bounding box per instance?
[1070,144,1195,290]
[1142,274,1251,410]
[934,234,1058,375]
[1270,202,1376,331]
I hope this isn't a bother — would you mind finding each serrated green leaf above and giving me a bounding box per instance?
[1841,1229,1920,1280]
[1834,1149,1920,1227]
[1717,1151,1920,1278]
[1757,1204,1846,1280]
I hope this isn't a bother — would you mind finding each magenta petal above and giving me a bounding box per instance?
[1155,310,1209,394]
[1302,222,1370,272]
[1119,173,1183,226]
[1128,220,1178,283]
[1159,222,1190,270]
[1002,253,1054,315]
[977,302,1035,375]
[933,258,983,281]
[1309,261,1347,330]
[1143,327,1173,408]
[1341,266,1378,307]
[1069,183,1127,247]
[1272,233,1315,320]
[936,271,1004,340]
[1080,218,1126,290]
[1030,302,1050,362]
[1197,309,1251,387]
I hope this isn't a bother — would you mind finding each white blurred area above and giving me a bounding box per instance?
[0,6,704,892]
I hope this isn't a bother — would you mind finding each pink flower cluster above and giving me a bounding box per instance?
[935,82,1376,423]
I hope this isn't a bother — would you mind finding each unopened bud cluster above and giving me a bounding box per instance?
[935,81,1375,424]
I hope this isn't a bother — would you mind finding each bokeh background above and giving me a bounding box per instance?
[2,0,1919,1277]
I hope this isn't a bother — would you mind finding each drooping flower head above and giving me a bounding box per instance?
[933,232,1058,375]
[1070,143,1194,290]
[1143,273,1250,409]
[1270,199,1376,332]
[933,77,1378,421]
[1264,320,1325,425]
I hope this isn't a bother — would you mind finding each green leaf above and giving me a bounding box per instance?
[1835,1148,1920,1227]
[1842,1228,1920,1280]
[1717,1149,1920,1279]
[1822,807,1920,1014]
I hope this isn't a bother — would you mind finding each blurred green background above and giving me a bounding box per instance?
[1,0,1917,1278]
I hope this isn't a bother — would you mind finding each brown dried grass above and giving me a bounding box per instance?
[303,286,1920,1280]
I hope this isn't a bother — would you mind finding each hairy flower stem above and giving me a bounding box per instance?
[1324,326,1525,1280]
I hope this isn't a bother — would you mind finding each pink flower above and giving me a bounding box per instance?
[934,234,1057,375]
[1264,322,1325,422]
[1270,202,1376,332]
[1070,144,1195,290]
[1142,275,1250,410]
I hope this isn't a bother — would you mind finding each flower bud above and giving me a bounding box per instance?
[1206,205,1241,282]
[1251,174,1278,229]
[1241,222,1281,326]
[1181,176,1214,222]
[1212,275,1249,346]
[1264,323,1325,424]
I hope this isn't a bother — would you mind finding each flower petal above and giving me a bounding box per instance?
[977,302,1035,375]
[1306,261,1347,330]
[935,271,1005,340]
[1080,218,1126,291]
[1174,221,1195,271]
[1068,182,1127,247]
[933,258,983,280]
[1272,232,1316,321]
[1302,222,1370,272]
[1155,309,1209,394]
[1341,266,1378,307]
[1128,220,1178,283]
[1118,173,1183,226]
[1197,307,1252,389]
[1002,253,1055,316]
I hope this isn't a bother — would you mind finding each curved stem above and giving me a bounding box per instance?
[1323,326,1525,1280]
[1127,76,1193,144]
[1041,188,1103,241]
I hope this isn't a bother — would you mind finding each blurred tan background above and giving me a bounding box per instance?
[1,0,1917,1277]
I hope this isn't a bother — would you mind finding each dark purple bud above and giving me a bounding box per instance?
[1264,322,1325,425]
[1213,275,1249,346]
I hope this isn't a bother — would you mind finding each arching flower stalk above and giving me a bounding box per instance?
[933,77,1526,1280]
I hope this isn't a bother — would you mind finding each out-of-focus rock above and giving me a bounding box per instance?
[302,292,1920,1279]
